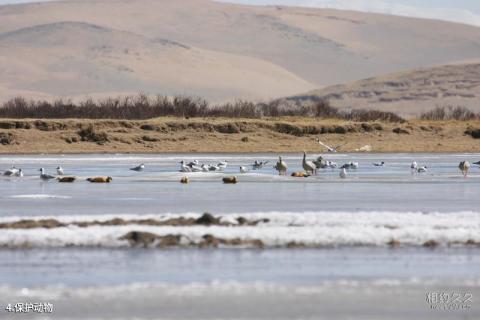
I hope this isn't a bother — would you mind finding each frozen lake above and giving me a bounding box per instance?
[0,153,479,319]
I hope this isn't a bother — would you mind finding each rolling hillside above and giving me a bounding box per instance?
[0,0,479,104]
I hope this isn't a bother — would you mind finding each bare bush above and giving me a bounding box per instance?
[420,106,478,121]
[0,94,405,122]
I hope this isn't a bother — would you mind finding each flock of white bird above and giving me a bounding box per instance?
[1,139,478,181]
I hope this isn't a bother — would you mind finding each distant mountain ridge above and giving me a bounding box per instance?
[286,63,480,117]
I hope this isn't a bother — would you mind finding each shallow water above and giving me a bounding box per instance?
[0,153,479,319]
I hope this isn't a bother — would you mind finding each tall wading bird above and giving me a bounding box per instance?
[274,156,288,176]
[302,152,317,175]
[459,161,471,178]
[316,139,347,153]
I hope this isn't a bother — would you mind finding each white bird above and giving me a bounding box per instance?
[130,164,145,172]
[316,139,347,153]
[459,161,471,178]
[201,164,210,172]
[240,166,248,174]
[417,166,428,173]
[274,156,288,176]
[56,166,65,175]
[39,168,55,180]
[411,161,418,170]
[217,161,228,171]
[15,169,24,177]
[327,161,338,169]
[190,165,203,172]
[302,152,317,175]
[373,161,385,167]
[179,161,192,173]
[3,166,19,176]
[340,168,347,179]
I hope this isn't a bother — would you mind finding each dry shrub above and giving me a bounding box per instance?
[420,106,478,121]
[77,125,109,144]
[0,94,405,122]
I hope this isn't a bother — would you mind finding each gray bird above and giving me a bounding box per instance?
[274,156,288,176]
[302,152,317,175]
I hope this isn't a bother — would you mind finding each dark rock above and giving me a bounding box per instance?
[195,213,220,226]
[214,123,240,134]
[157,235,182,248]
[140,124,157,131]
[0,132,15,145]
[119,231,157,247]
[393,127,410,134]
[387,239,401,247]
[465,128,480,139]
[423,240,439,248]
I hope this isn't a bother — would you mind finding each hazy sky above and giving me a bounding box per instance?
[1,0,479,26]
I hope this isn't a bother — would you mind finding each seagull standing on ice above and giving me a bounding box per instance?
[417,166,428,173]
[39,168,55,180]
[15,169,24,177]
[56,166,64,175]
[130,164,145,172]
[411,161,418,171]
[459,161,471,178]
[217,161,228,171]
[239,166,248,174]
[179,161,192,173]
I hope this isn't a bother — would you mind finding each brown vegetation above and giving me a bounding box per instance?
[419,106,479,121]
[0,95,405,123]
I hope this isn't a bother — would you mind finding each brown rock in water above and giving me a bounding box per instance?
[119,231,157,247]
[0,219,65,229]
[237,217,247,225]
[387,239,401,247]
[286,241,307,249]
[195,213,220,226]
[200,234,221,248]
[157,235,182,248]
[423,240,439,248]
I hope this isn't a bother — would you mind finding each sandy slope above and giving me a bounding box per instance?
[287,63,480,117]
[0,0,479,103]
